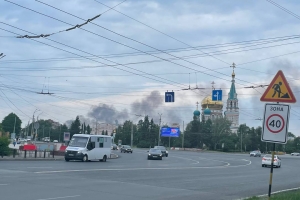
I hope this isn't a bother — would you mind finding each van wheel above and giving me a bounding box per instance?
[82,155,88,162]
[103,155,107,162]
[65,158,69,162]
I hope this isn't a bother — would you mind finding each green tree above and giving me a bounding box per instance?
[0,136,10,157]
[1,113,22,136]
[86,125,91,134]
[70,116,81,137]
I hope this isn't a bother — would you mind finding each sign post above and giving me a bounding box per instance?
[260,70,296,200]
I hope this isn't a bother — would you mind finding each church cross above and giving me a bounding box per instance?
[230,62,236,72]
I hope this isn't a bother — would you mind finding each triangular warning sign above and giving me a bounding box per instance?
[260,70,296,103]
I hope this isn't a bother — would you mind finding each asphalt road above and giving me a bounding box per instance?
[1,150,300,200]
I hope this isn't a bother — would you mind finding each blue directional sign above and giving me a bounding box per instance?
[160,127,180,137]
[165,92,175,102]
[212,90,222,101]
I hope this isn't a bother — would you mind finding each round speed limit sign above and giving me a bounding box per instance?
[262,103,290,144]
[266,114,285,134]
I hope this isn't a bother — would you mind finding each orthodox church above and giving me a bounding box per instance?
[193,64,239,134]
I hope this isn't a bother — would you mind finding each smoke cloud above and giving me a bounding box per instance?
[131,90,163,117]
[88,104,129,124]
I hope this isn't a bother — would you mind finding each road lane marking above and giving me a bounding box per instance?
[27,167,53,169]
[171,155,200,164]
[0,184,8,186]
[36,195,80,200]
[238,186,300,200]
[35,159,250,174]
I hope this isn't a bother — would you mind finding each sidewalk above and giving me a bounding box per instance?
[0,153,118,161]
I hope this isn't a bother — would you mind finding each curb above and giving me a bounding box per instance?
[0,154,119,161]
[0,158,64,161]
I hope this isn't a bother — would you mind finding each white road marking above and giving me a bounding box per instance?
[0,184,8,186]
[36,195,80,200]
[171,155,200,164]
[35,159,250,174]
[27,167,53,169]
[238,186,300,200]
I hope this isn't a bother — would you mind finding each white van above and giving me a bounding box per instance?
[64,134,111,162]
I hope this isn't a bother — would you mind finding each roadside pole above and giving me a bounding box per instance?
[131,122,133,147]
[182,121,184,149]
[168,137,170,150]
[268,143,276,199]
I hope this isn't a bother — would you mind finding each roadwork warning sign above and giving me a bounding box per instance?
[260,70,296,103]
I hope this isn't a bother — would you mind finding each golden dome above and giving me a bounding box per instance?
[201,95,223,109]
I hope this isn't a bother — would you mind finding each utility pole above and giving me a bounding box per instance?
[131,122,133,147]
[59,124,62,142]
[13,116,16,133]
[158,113,162,146]
[96,120,98,134]
[43,125,45,139]
[241,128,243,153]
[182,121,184,149]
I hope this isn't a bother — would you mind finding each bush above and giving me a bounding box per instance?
[0,136,10,157]
[137,141,151,148]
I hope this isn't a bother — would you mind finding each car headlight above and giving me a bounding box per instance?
[77,151,83,154]
[166,151,168,153]
[148,154,151,156]
[65,150,68,153]
[160,154,162,156]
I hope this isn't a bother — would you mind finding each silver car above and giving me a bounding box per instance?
[262,154,281,168]
[291,152,300,156]
[250,150,261,157]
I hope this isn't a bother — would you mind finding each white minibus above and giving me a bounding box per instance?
[64,134,111,162]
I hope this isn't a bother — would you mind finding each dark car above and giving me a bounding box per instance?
[111,144,118,150]
[154,146,168,157]
[121,145,133,153]
[147,148,163,160]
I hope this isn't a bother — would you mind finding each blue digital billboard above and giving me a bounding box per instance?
[160,127,180,137]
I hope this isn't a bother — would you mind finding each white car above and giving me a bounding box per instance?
[291,152,300,156]
[262,154,281,168]
[53,140,58,143]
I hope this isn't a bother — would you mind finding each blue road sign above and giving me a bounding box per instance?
[165,92,175,102]
[212,90,222,101]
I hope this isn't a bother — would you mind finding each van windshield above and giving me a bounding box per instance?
[69,137,88,147]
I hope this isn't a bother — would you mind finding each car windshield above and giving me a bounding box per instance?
[124,145,131,148]
[149,149,161,153]
[154,146,166,150]
[68,137,88,148]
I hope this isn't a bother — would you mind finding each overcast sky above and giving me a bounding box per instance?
[1,0,300,135]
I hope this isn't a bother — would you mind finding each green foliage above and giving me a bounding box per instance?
[70,116,81,137]
[1,113,22,136]
[0,136,10,157]
[137,140,151,148]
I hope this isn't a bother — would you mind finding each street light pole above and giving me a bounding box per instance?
[158,113,162,146]
[131,122,133,147]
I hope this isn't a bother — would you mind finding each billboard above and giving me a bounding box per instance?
[64,132,70,142]
[160,127,180,137]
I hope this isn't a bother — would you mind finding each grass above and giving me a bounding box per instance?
[245,189,300,200]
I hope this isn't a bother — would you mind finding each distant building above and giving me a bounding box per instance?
[194,64,240,134]
[224,68,240,134]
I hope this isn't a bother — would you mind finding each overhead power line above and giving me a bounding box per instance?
[0,25,189,90]
[266,0,300,21]
[16,1,254,88]
[7,0,126,38]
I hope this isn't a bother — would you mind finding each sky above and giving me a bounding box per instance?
[1,0,300,135]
